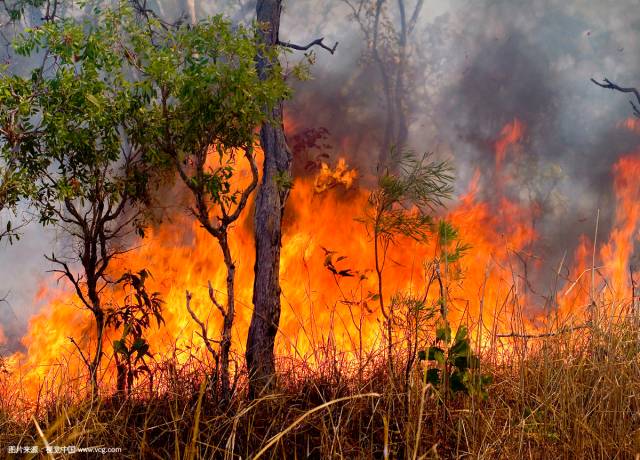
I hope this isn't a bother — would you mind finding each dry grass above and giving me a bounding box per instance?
[2,306,640,459]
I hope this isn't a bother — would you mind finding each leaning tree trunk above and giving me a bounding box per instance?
[246,0,291,399]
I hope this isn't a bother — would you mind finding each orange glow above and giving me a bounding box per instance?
[494,118,524,169]
[620,117,640,133]
[313,158,358,193]
[4,119,640,408]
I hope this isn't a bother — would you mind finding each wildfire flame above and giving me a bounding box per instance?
[3,117,640,408]
[494,118,524,169]
[313,158,358,193]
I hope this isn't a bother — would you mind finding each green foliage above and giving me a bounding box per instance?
[0,165,30,243]
[0,8,154,228]
[106,269,164,394]
[436,220,472,264]
[420,324,491,400]
[126,10,289,214]
[1,3,287,227]
[361,151,453,245]
[275,170,294,192]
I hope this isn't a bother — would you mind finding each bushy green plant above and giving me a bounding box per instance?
[106,269,164,395]
[420,324,491,399]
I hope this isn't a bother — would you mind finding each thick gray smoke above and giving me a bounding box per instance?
[282,0,640,298]
[2,0,640,351]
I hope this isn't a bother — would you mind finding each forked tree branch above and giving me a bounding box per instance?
[45,253,92,311]
[277,37,338,54]
[185,290,219,359]
[208,281,227,320]
[591,78,640,117]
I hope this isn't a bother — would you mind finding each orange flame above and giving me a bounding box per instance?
[313,158,358,193]
[4,118,640,407]
[494,118,524,169]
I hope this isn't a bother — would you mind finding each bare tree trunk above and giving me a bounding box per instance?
[246,0,291,399]
[219,233,235,400]
[354,0,423,167]
[394,0,410,151]
[85,309,104,397]
[87,278,104,398]
[372,0,395,167]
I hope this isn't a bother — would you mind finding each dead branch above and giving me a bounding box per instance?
[69,336,91,370]
[45,253,92,312]
[496,323,591,339]
[185,290,218,359]
[277,37,338,54]
[591,78,640,117]
[208,281,226,320]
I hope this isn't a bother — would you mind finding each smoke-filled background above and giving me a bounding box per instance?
[2,0,640,351]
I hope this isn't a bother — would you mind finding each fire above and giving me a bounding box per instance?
[619,117,640,133]
[494,118,524,169]
[4,118,640,407]
[313,158,358,193]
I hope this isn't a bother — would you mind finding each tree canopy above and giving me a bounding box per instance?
[0,2,291,393]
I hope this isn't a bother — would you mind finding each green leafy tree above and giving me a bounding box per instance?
[0,10,157,396]
[126,10,289,401]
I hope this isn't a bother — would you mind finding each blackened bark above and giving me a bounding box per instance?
[246,0,292,398]
[219,233,235,400]
[87,272,104,398]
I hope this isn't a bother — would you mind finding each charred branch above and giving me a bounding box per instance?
[185,290,219,361]
[591,78,640,117]
[496,323,591,339]
[277,37,338,55]
[69,336,91,370]
[208,280,226,320]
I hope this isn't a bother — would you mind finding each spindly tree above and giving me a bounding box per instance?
[0,10,156,395]
[129,11,289,400]
[360,151,452,370]
[344,0,426,165]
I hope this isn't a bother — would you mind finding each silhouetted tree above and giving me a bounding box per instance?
[344,0,425,165]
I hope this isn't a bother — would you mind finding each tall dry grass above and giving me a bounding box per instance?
[2,298,640,459]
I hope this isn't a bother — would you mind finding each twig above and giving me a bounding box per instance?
[591,78,640,117]
[208,281,226,319]
[69,336,91,370]
[277,37,338,54]
[496,323,591,339]
[185,290,218,359]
